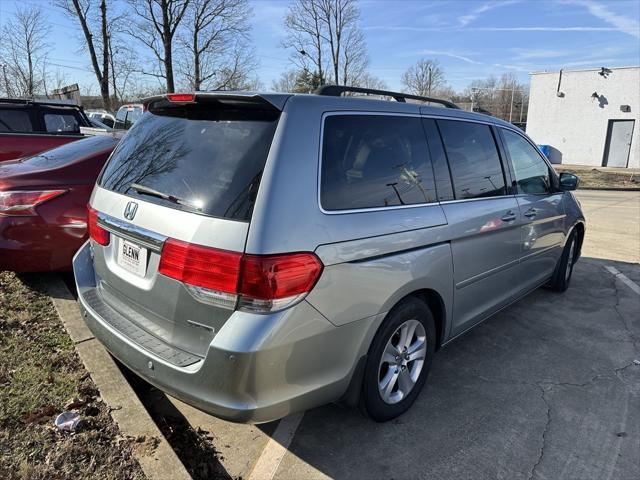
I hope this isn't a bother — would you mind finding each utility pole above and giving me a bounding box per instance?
[519,96,525,123]
[509,84,515,122]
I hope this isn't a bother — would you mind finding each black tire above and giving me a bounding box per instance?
[359,297,436,422]
[549,229,578,292]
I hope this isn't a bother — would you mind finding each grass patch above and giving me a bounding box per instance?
[0,272,144,479]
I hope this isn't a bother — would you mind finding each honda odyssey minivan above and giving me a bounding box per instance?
[73,87,585,423]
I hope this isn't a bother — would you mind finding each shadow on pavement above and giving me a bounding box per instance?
[269,257,640,480]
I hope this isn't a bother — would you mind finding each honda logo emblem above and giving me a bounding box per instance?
[124,201,138,220]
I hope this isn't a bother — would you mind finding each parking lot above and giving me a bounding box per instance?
[131,190,640,480]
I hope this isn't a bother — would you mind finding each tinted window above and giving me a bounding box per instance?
[99,106,279,221]
[0,109,32,132]
[422,118,454,201]
[115,106,143,129]
[502,129,551,194]
[44,112,80,133]
[321,115,437,210]
[437,120,506,199]
[21,135,118,168]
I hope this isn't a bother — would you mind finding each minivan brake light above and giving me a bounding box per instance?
[158,238,323,313]
[166,93,195,103]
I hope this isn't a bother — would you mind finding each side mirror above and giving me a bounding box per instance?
[559,172,580,191]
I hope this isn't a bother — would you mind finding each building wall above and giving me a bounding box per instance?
[526,67,639,168]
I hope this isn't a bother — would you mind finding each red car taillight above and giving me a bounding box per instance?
[87,205,110,246]
[0,190,66,216]
[159,239,323,313]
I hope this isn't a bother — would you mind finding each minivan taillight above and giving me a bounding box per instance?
[158,239,323,313]
[0,190,66,216]
[87,205,110,246]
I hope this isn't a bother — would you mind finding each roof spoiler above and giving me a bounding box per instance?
[142,92,288,112]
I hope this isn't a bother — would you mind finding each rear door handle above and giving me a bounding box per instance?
[524,208,538,219]
[501,210,517,222]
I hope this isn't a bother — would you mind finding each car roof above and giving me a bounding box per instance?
[0,98,83,109]
[142,91,515,130]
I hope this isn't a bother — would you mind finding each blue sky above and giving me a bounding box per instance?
[2,0,639,92]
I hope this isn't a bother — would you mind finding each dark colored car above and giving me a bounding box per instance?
[0,98,93,162]
[0,132,122,272]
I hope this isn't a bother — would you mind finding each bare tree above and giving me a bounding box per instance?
[283,0,368,86]
[178,0,253,91]
[317,0,366,85]
[272,70,299,92]
[339,25,367,85]
[284,0,325,83]
[109,44,141,104]
[0,6,51,97]
[353,71,387,90]
[401,59,446,97]
[127,0,191,93]
[56,0,114,109]
[464,73,528,121]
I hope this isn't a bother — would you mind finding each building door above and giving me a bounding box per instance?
[603,120,635,168]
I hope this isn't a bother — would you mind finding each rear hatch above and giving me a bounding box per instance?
[88,93,282,360]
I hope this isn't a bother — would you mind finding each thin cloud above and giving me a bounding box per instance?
[417,50,485,65]
[476,26,617,32]
[511,49,568,59]
[458,0,520,27]
[565,0,640,38]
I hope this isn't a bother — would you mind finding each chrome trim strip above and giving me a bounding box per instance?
[520,244,560,261]
[97,213,166,252]
[439,195,514,205]
[456,257,520,289]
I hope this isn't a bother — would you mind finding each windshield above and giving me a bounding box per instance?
[98,104,280,221]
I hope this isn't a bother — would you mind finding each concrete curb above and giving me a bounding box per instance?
[45,276,192,480]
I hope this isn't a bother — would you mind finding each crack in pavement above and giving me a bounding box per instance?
[608,274,640,353]
[474,360,639,480]
[527,384,551,480]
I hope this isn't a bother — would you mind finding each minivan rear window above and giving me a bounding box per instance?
[99,103,279,221]
[321,115,437,211]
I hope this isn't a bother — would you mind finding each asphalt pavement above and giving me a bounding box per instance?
[140,190,640,480]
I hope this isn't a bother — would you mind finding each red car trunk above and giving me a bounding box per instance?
[0,133,123,272]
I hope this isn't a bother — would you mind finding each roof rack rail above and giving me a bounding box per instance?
[314,85,459,109]
[0,97,81,108]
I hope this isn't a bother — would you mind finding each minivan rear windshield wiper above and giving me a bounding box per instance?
[129,183,203,212]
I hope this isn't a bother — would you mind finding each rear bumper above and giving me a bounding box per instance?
[73,241,375,423]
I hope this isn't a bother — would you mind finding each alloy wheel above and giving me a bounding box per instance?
[377,319,427,405]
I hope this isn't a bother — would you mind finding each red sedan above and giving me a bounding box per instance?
[0,132,123,272]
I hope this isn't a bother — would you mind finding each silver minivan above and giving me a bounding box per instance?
[73,87,585,423]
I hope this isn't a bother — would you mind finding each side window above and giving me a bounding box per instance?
[422,118,454,201]
[44,111,80,133]
[437,120,506,199]
[321,115,438,211]
[501,129,551,194]
[0,109,32,132]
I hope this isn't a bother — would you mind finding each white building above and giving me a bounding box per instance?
[526,66,639,168]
